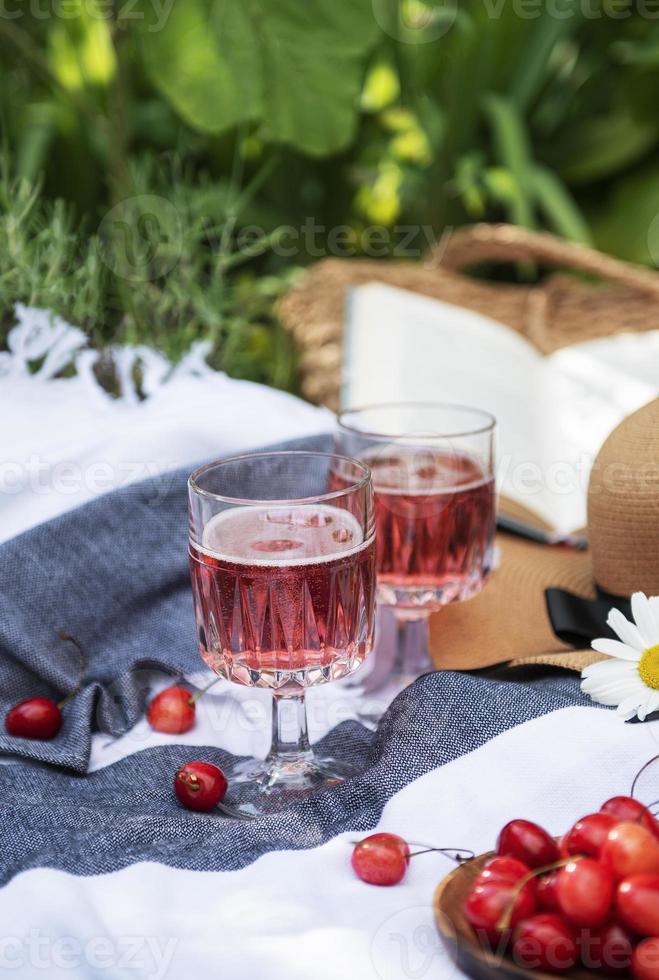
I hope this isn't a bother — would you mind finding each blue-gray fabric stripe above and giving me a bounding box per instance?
[0,432,592,884]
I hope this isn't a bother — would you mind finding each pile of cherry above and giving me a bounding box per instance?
[351,795,659,977]
[463,797,659,977]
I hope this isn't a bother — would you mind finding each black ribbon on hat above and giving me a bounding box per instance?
[545,588,632,647]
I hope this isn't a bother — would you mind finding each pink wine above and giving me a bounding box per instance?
[189,503,376,692]
[331,449,495,610]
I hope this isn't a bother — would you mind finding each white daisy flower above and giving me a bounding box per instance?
[581,593,659,721]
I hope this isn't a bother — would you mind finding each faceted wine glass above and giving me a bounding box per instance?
[334,403,496,695]
[188,451,376,817]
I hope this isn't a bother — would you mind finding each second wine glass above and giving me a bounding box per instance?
[334,403,496,695]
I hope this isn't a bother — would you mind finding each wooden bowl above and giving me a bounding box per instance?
[433,852,592,980]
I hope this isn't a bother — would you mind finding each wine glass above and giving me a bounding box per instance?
[188,450,376,817]
[334,403,496,695]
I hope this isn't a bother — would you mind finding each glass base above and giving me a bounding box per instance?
[220,751,360,819]
[347,608,433,725]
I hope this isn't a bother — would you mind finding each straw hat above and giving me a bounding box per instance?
[588,399,659,597]
[428,399,659,673]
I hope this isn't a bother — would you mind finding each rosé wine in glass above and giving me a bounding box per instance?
[329,446,495,609]
[189,502,376,691]
[365,448,495,605]
[335,403,496,699]
[187,450,376,817]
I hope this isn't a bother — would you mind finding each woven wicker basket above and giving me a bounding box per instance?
[278,223,659,410]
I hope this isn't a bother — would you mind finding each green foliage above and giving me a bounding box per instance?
[0,161,298,390]
[0,168,106,336]
[2,0,659,384]
[132,0,380,156]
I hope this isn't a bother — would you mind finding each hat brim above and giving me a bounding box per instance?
[428,497,602,672]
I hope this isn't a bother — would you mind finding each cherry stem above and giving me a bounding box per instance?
[630,753,659,800]
[407,846,475,863]
[56,632,88,708]
[349,840,474,864]
[188,676,222,705]
[497,855,583,932]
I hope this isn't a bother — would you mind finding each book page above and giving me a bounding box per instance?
[546,335,658,528]
[343,283,560,525]
[342,283,658,533]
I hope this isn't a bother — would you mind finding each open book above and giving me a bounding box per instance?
[343,283,659,534]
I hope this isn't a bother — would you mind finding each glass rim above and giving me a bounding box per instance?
[337,401,496,439]
[188,450,372,507]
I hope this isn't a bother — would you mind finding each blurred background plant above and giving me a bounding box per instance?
[2,0,659,390]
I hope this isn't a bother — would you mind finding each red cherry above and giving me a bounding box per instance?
[496,819,560,869]
[512,913,578,974]
[562,812,618,859]
[476,856,533,886]
[174,761,227,812]
[633,937,659,980]
[580,921,634,974]
[5,697,62,740]
[617,874,659,935]
[601,797,659,838]
[148,686,195,734]
[601,822,659,880]
[351,833,410,886]
[465,877,537,945]
[556,858,614,927]
[537,871,562,912]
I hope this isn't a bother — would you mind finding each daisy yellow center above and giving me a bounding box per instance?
[638,645,659,690]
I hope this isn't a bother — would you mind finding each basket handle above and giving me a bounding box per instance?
[438,223,659,298]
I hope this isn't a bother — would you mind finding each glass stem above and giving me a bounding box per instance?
[267,692,313,765]
[392,610,433,680]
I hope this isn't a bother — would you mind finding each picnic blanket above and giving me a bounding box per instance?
[3,434,657,980]
[1,341,656,980]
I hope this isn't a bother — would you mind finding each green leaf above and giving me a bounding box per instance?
[134,1,260,136]
[482,94,535,227]
[15,104,56,183]
[133,0,379,156]
[361,61,400,113]
[613,29,659,68]
[47,0,116,91]
[546,112,659,185]
[454,152,486,217]
[507,15,575,112]
[591,164,659,266]
[531,165,591,244]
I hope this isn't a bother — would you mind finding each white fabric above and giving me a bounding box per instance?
[2,308,653,979]
[3,707,659,979]
[0,306,334,543]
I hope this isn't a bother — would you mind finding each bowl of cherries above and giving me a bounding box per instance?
[433,795,659,979]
